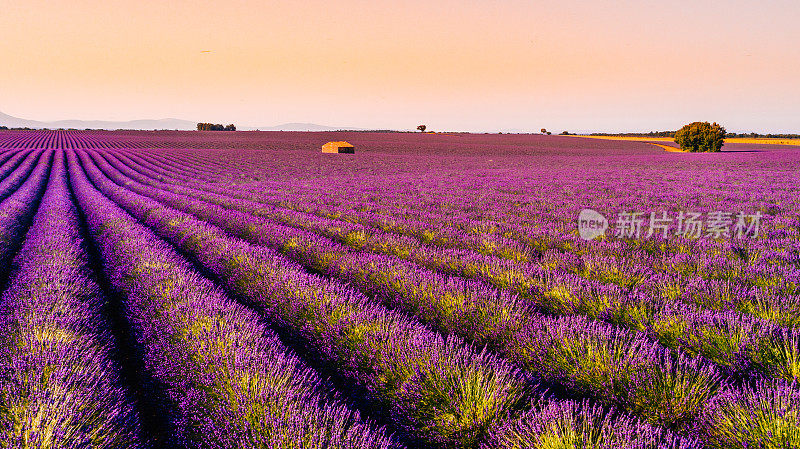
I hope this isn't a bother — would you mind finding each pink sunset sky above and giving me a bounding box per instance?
[1,0,798,132]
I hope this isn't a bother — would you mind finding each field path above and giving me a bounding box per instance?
[649,143,685,152]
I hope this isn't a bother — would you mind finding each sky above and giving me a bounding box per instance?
[1,0,798,133]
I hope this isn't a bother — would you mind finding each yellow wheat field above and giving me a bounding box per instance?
[725,137,800,145]
[574,136,676,142]
[574,135,800,146]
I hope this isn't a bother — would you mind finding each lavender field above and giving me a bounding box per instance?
[0,129,798,448]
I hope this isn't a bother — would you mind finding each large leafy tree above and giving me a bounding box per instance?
[674,122,726,152]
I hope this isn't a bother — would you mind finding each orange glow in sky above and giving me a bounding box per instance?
[1,0,798,132]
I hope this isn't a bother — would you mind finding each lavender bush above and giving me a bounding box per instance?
[0,151,142,447]
[67,151,397,448]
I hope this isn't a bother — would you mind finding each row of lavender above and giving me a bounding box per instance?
[0,149,396,447]
[74,149,697,447]
[0,147,690,446]
[169,144,797,272]
[0,135,797,447]
[0,147,698,447]
[89,149,799,390]
[66,150,397,448]
[120,148,799,328]
[77,147,797,447]
[0,130,144,150]
[0,151,140,447]
[102,150,800,381]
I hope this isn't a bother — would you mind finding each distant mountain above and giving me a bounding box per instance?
[241,122,365,131]
[0,111,364,132]
[0,111,197,130]
[496,128,536,134]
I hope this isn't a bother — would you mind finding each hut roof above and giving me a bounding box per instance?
[326,141,353,147]
[322,141,355,153]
